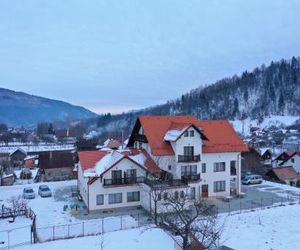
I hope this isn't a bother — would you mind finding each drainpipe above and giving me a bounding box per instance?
[237,154,241,195]
[87,183,90,213]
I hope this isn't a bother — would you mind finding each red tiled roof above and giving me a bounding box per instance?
[78,151,109,171]
[137,116,248,156]
[140,149,162,174]
[272,167,300,181]
[78,149,161,174]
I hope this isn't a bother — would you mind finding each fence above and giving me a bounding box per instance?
[36,214,142,243]
[0,226,32,250]
[213,194,300,215]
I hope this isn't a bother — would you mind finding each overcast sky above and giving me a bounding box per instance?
[1,0,300,114]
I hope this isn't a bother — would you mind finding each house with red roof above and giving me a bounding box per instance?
[77,115,247,213]
[127,116,247,198]
[274,151,300,174]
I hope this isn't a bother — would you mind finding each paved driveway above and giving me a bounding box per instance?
[211,181,300,214]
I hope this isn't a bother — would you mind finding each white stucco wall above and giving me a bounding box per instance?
[281,154,300,174]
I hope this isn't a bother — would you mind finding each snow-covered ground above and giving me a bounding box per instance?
[10,227,174,250]
[0,180,79,226]
[231,115,300,136]
[221,204,300,250]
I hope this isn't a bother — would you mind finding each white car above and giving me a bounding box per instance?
[242,174,263,185]
[38,185,52,197]
[23,187,35,199]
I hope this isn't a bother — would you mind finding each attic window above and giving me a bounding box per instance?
[184,131,189,137]
[190,130,194,137]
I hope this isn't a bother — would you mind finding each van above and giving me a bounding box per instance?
[242,174,263,185]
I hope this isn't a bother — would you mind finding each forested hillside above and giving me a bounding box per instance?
[95,57,300,139]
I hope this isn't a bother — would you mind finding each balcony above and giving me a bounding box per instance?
[103,177,146,186]
[103,176,189,188]
[178,154,201,163]
[181,173,201,182]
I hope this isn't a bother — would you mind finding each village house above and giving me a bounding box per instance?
[241,147,267,176]
[273,151,300,174]
[77,116,247,213]
[9,148,27,168]
[38,151,76,181]
[266,166,300,186]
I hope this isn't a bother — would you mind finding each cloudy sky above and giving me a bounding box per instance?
[0,0,300,114]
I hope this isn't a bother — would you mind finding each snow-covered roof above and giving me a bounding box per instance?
[163,128,186,142]
[79,149,161,178]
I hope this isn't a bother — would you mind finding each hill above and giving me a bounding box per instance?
[0,88,97,127]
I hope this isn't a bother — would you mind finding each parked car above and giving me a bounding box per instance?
[242,174,263,185]
[23,187,35,199]
[38,185,52,197]
[241,171,253,180]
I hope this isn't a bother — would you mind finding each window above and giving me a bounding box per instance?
[189,130,194,137]
[201,163,206,173]
[190,187,196,199]
[108,193,122,204]
[213,181,226,192]
[174,191,179,200]
[230,161,236,168]
[163,192,168,200]
[230,161,236,175]
[184,146,194,156]
[96,194,104,205]
[112,170,122,179]
[213,162,225,172]
[181,165,197,176]
[126,169,136,179]
[127,191,140,202]
[184,130,189,137]
[180,191,185,198]
[168,165,172,171]
[139,142,142,149]
[158,193,162,201]
[291,158,295,163]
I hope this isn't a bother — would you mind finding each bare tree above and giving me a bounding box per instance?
[158,192,222,250]
[7,196,28,222]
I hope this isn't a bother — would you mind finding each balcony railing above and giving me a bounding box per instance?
[103,176,189,188]
[103,177,146,186]
[181,173,201,182]
[178,154,201,163]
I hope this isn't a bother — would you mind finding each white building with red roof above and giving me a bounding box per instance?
[78,115,248,213]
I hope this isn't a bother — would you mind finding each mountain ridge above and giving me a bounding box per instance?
[0,88,97,127]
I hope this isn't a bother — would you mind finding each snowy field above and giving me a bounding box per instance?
[10,227,174,250]
[221,204,300,250]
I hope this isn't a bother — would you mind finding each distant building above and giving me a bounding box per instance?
[38,151,76,181]
[266,166,300,186]
[241,148,266,176]
[9,148,27,168]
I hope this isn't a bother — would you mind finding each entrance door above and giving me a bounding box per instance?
[201,184,208,198]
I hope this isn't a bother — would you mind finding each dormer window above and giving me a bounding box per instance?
[184,130,189,137]
[189,130,194,137]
